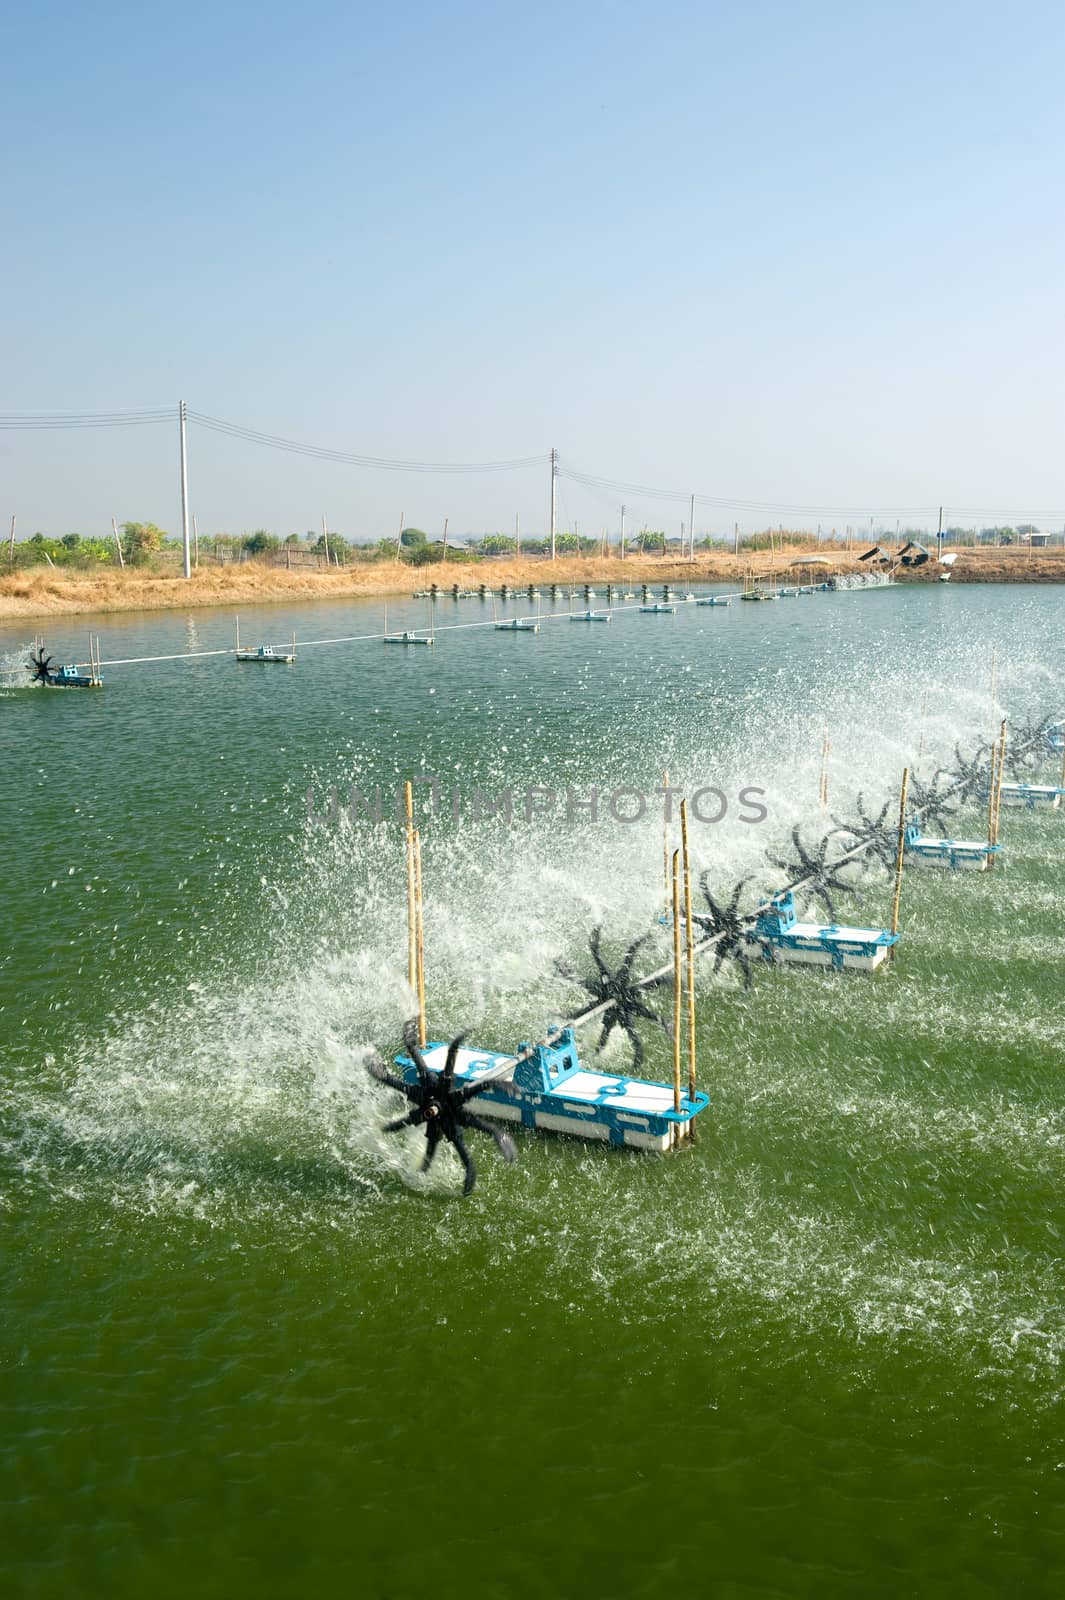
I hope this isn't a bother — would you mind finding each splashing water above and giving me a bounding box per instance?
[3,587,1063,1403]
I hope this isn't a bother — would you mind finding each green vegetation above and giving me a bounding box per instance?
[5,520,1058,576]
[243,529,280,556]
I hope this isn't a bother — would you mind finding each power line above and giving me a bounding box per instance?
[560,463,937,518]
[560,464,1065,524]
[560,462,1065,524]
[0,408,172,430]
[188,411,549,475]
[2,407,1062,522]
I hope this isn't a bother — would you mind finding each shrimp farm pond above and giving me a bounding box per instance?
[2,581,1064,1598]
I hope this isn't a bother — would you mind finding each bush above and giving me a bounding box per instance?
[243,530,280,556]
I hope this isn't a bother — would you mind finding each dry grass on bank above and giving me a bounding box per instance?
[1,545,1062,619]
[0,549,836,619]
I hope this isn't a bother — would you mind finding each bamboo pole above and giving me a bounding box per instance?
[414,827,426,1046]
[992,719,1007,845]
[536,717,1056,1070]
[818,729,831,808]
[890,767,910,939]
[680,800,697,1109]
[990,649,998,726]
[404,780,417,996]
[987,735,1000,845]
[662,770,671,915]
[671,849,682,1123]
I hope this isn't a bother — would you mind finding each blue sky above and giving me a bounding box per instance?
[3,0,1063,539]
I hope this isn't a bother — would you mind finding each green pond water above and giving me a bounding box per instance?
[1,584,1063,1598]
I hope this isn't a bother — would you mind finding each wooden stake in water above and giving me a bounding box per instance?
[818,730,831,808]
[234,615,240,652]
[990,650,998,726]
[985,723,1004,851]
[680,800,697,1108]
[662,770,671,915]
[414,827,426,1047]
[404,781,417,996]
[987,735,1000,845]
[671,848,682,1120]
[890,767,910,939]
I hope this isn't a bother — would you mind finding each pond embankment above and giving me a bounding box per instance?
[1,546,1061,619]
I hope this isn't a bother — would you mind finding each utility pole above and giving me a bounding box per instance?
[179,400,191,579]
[8,515,15,562]
[397,510,404,559]
[442,516,449,562]
[689,493,695,563]
[111,517,125,568]
[937,505,944,558]
[620,504,626,560]
[734,521,739,556]
[549,447,557,561]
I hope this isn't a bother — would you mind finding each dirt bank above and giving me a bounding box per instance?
[892,547,1065,583]
[1,546,1061,619]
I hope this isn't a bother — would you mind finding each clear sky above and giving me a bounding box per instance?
[3,0,1063,540]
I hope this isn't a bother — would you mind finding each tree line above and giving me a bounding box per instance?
[4,521,1057,571]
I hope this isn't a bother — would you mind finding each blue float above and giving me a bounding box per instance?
[395,1027,709,1151]
[751,891,898,971]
